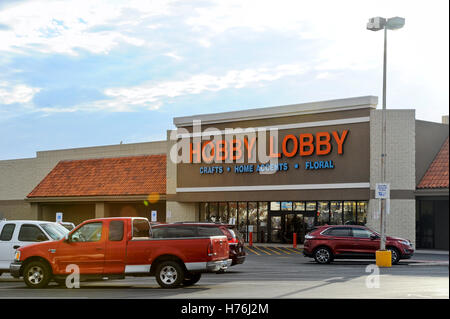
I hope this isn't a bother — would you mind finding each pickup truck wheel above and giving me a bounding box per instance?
[23,261,52,289]
[156,261,184,288]
[183,273,201,286]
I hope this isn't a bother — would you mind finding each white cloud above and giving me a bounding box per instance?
[164,52,183,61]
[0,82,40,105]
[0,0,174,55]
[62,63,309,112]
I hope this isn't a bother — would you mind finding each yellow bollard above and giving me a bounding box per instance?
[376,250,392,267]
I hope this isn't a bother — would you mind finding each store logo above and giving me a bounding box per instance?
[169,120,349,175]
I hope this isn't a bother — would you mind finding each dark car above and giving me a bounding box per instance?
[151,222,246,267]
[303,225,414,264]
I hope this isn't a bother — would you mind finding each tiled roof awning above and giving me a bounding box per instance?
[27,155,166,198]
[417,137,449,189]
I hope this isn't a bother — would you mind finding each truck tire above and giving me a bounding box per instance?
[23,261,52,289]
[155,261,185,288]
[183,273,201,286]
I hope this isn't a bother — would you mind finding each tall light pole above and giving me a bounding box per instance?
[367,17,405,255]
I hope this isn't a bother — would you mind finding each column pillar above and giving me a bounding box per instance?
[95,202,106,218]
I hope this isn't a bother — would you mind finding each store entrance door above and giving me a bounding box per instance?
[269,213,314,243]
[283,213,303,244]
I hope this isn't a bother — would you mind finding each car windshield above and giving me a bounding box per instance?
[61,223,74,231]
[40,223,69,240]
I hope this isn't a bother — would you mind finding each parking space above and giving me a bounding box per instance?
[245,245,303,256]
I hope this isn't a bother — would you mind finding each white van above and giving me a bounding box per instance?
[0,220,69,275]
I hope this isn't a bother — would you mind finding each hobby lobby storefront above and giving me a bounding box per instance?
[168,96,375,244]
[1,96,448,248]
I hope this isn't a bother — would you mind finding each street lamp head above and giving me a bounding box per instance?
[367,17,386,31]
[367,16,405,31]
[386,17,405,30]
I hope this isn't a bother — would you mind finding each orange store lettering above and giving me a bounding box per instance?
[189,129,349,163]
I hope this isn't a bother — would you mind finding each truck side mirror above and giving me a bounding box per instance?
[370,234,379,240]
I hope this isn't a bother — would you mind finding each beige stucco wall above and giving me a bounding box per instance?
[166,201,198,223]
[0,140,167,220]
[367,109,416,243]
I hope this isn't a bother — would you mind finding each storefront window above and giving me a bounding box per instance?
[238,202,247,240]
[270,202,280,211]
[228,202,237,225]
[344,201,356,224]
[317,201,330,225]
[306,202,316,211]
[357,201,368,225]
[199,203,208,221]
[270,216,282,242]
[209,202,219,222]
[281,202,293,211]
[248,202,258,241]
[258,202,268,243]
[330,201,343,225]
[293,202,305,211]
[218,202,227,223]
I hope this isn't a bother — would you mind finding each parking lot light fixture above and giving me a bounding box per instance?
[366,16,405,256]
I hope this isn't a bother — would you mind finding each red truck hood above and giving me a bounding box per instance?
[18,239,60,257]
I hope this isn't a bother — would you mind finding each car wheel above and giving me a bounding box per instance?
[388,247,401,265]
[155,261,184,288]
[314,247,333,264]
[183,273,201,286]
[23,261,52,289]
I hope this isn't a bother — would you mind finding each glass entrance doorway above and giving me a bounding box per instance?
[199,200,368,243]
[269,212,314,244]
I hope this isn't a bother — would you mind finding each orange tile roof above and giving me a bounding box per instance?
[28,155,166,197]
[417,137,449,189]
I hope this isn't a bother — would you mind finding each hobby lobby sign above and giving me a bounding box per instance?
[169,120,349,166]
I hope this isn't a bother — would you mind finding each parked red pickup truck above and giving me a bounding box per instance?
[10,217,231,288]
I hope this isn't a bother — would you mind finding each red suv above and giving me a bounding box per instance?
[151,222,246,267]
[303,225,414,264]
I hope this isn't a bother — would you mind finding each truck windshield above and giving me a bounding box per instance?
[40,223,69,240]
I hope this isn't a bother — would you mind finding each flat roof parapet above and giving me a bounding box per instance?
[173,95,378,127]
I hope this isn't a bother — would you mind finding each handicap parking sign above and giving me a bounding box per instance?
[375,183,390,199]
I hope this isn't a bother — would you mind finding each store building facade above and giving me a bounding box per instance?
[0,96,448,248]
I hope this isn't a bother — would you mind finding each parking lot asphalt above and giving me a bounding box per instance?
[0,250,447,299]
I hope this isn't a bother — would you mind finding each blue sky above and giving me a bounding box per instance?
[0,0,448,160]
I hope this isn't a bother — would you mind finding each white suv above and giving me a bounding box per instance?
[0,220,69,275]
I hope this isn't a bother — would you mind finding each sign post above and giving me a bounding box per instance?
[375,183,391,267]
[56,212,63,223]
[151,211,157,222]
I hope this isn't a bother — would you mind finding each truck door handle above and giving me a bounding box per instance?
[13,245,20,249]
[96,247,103,251]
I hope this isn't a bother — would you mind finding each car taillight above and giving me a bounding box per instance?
[207,242,214,256]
